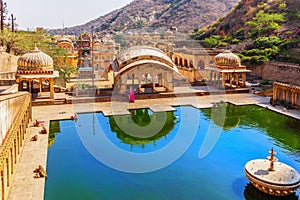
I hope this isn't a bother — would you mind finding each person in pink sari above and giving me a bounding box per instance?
[128,86,135,103]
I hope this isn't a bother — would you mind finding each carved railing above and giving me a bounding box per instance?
[0,93,31,200]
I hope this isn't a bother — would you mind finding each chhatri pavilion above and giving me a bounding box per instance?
[15,47,59,99]
[208,50,251,88]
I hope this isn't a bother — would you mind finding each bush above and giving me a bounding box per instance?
[234,28,245,40]
[204,37,219,48]
[250,55,268,64]
[253,36,283,49]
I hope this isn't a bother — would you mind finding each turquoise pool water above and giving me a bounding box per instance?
[44,104,300,200]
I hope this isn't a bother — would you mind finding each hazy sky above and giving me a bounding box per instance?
[7,0,133,30]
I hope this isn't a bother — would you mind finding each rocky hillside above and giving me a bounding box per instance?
[189,0,300,64]
[48,0,239,35]
[194,0,300,39]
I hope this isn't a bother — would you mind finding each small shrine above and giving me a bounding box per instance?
[208,50,251,88]
[244,148,300,196]
[15,47,59,99]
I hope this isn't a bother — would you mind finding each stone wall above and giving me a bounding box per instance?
[249,62,300,86]
[177,68,210,82]
[0,52,18,73]
[0,92,31,200]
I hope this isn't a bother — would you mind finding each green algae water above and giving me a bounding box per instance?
[44,104,300,200]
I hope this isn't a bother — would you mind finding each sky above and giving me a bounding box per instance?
[7,0,133,30]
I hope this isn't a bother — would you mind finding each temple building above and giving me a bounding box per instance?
[110,46,180,94]
[15,47,59,99]
[208,50,251,88]
[76,31,93,79]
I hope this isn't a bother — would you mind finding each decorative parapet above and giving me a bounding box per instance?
[273,81,300,109]
[0,72,16,80]
[273,81,300,91]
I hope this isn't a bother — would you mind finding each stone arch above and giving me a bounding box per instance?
[179,58,183,66]
[197,60,205,69]
[184,59,188,67]
[174,57,178,65]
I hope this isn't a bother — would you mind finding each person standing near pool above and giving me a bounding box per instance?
[128,86,135,103]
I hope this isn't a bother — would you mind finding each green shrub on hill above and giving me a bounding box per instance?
[240,36,284,64]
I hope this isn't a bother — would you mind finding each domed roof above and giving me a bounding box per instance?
[57,37,72,44]
[17,47,54,73]
[214,50,241,66]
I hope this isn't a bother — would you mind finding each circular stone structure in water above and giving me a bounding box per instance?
[244,159,300,196]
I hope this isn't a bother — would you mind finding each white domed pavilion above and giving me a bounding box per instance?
[16,47,59,99]
[209,50,251,88]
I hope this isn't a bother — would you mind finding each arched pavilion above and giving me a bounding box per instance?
[110,46,180,94]
[15,47,58,99]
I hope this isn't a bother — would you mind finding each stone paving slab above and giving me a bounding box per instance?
[225,93,270,105]
[102,109,130,116]
[149,105,176,112]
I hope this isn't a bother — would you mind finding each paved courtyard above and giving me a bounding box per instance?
[7,93,300,200]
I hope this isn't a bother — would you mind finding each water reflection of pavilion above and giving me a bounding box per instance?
[108,109,178,148]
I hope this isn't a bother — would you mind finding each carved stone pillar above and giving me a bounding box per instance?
[273,84,277,101]
[38,79,42,97]
[209,71,213,85]
[222,73,226,88]
[217,73,221,88]
[291,91,296,106]
[152,73,156,91]
[235,73,239,87]
[28,80,32,93]
[50,78,55,99]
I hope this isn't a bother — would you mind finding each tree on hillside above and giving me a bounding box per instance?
[0,29,20,53]
[246,10,285,37]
